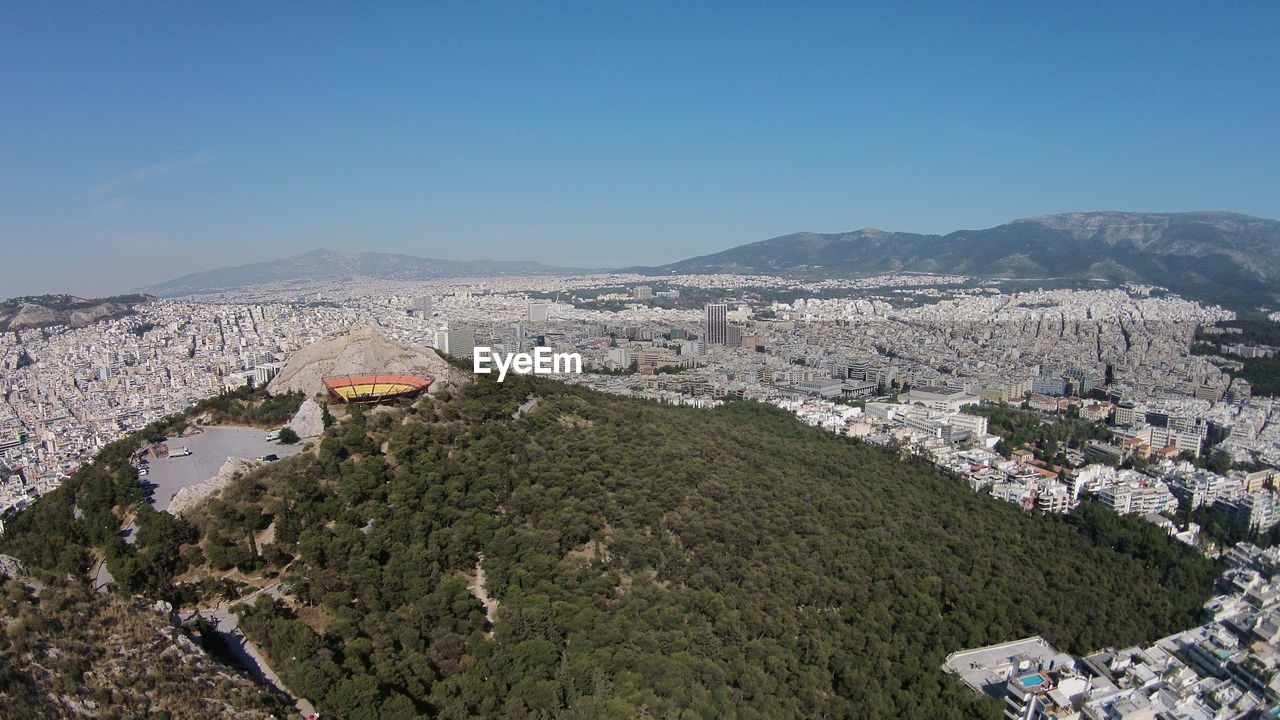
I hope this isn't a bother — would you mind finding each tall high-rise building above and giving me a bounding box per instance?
[412,296,433,315]
[726,325,742,347]
[633,285,652,300]
[527,302,549,323]
[704,304,727,344]
[449,326,477,358]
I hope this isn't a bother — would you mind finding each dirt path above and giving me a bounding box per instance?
[467,554,500,638]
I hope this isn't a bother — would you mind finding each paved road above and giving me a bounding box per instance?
[92,556,112,592]
[190,583,316,718]
[92,510,136,593]
[512,396,539,419]
[208,610,316,718]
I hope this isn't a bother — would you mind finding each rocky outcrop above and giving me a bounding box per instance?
[287,397,326,439]
[167,457,259,516]
[267,325,468,399]
[0,293,153,332]
[0,575,286,718]
[0,554,27,580]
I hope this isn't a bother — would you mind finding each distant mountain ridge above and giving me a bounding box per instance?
[141,212,1280,306]
[645,211,1280,307]
[143,249,585,296]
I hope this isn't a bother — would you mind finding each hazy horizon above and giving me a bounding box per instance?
[25,206,1280,300]
[3,2,1278,296]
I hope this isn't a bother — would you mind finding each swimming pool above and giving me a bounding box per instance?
[1017,673,1047,688]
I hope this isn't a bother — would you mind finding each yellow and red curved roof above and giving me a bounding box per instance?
[324,374,432,402]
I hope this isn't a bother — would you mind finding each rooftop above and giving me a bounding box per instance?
[912,385,964,396]
[942,637,1065,698]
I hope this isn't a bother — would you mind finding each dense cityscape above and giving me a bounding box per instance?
[4,272,1277,538]
[5,269,1280,716]
[5,4,1280,718]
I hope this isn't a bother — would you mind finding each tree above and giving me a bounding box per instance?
[1205,449,1231,474]
[277,427,300,444]
[1,376,1220,720]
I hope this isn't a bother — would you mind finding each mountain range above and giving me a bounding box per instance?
[142,249,584,296]
[139,211,1280,307]
[641,211,1280,306]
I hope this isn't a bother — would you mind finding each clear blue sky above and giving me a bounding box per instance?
[1,2,1277,295]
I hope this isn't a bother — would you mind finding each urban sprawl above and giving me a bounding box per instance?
[4,272,1280,716]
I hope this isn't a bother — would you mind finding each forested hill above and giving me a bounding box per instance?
[198,379,1210,719]
[0,377,1215,718]
[0,293,153,331]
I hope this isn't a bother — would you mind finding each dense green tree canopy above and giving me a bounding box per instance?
[2,376,1217,719]
[220,377,1212,719]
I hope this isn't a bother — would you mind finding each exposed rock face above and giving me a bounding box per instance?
[267,325,468,399]
[168,457,259,516]
[0,554,27,580]
[287,397,326,439]
[0,574,286,718]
